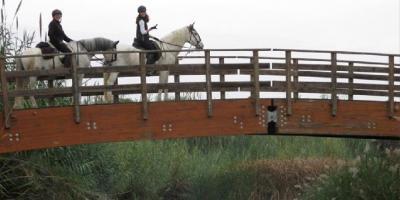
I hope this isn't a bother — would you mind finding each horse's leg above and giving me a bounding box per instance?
[104,72,119,103]
[13,58,27,109]
[158,70,169,101]
[13,76,27,109]
[28,76,38,108]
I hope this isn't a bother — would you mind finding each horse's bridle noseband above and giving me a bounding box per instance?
[188,27,202,49]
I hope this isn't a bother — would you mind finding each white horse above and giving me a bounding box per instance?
[103,23,204,102]
[13,37,119,109]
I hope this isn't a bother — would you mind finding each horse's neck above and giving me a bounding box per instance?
[159,28,188,57]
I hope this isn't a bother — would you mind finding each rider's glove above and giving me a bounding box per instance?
[150,24,158,30]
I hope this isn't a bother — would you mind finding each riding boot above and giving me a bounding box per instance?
[146,53,156,64]
[146,53,156,76]
[62,55,72,68]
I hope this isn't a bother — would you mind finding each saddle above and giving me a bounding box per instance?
[35,42,58,60]
[132,38,162,63]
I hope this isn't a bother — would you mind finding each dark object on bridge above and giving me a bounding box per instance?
[267,99,278,134]
[35,42,58,59]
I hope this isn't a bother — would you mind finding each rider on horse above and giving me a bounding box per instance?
[48,9,74,68]
[135,5,158,64]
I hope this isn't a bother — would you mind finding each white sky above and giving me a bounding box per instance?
[4,0,400,53]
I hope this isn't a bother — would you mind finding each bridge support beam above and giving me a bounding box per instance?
[0,99,399,154]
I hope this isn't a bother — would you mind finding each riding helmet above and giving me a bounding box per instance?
[52,9,62,17]
[137,5,146,13]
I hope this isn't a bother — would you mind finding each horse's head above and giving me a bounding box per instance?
[103,40,119,65]
[187,23,204,50]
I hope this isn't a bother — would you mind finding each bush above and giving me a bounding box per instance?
[302,147,400,200]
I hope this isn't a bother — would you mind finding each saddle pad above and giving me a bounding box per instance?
[35,42,58,60]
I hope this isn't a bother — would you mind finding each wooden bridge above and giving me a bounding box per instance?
[0,48,399,154]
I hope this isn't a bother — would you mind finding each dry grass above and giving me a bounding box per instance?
[240,158,345,200]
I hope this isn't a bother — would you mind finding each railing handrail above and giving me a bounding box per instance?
[4,48,399,59]
[273,48,400,57]
[4,48,273,59]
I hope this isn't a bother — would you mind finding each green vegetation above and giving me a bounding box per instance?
[0,136,371,199]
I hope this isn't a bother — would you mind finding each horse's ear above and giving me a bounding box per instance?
[189,23,194,31]
[113,41,119,47]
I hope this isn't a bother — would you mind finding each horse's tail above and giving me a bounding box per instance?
[15,57,25,90]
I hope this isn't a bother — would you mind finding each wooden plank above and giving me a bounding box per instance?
[293,59,299,99]
[48,80,55,106]
[6,79,398,100]
[348,62,354,101]
[219,58,226,100]
[272,63,396,74]
[258,69,287,76]
[331,52,337,116]
[285,51,292,115]
[253,50,260,116]
[295,71,392,81]
[274,48,398,56]
[291,57,400,68]
[140,52,148,120]
[4,64,270,81]
[72,57,80,123]
[0,56,10,128]
[7,81,274,99]
[174,59,180,101]
[0,99,399,154]
[205,50,213,117]
[388,55,395,118]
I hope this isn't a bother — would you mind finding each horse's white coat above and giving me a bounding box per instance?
[104,24,204,102]
[13,38,118,109]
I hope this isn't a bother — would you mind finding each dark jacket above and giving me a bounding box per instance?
[136,15,149,42]
[48,19,72,45]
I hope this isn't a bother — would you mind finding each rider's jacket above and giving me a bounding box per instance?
[48,19,72,45]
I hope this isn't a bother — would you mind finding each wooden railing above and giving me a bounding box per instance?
[0,48,399,128]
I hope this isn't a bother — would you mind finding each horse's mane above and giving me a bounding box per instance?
[160,26,188,43]
[78,37,115,52]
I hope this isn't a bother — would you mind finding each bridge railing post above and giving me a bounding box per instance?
[253,50,260,116]
[219,57,225,100]
[140,52,148,120]
[348,62,354,101]
[48,79,55,106]
[285,50,292,116]
[331,52,337,116]
[72,54,81,124]
[205,50,213,117]
[293,58,299,99]
[174,58,180,101]
[113,78,119,103]
[388,55,395,118]
[0,56,11,128]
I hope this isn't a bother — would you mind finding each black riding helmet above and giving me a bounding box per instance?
[52,9,62,17]
[137,5,146,13]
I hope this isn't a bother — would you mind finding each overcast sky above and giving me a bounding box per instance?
[4,0,399,54]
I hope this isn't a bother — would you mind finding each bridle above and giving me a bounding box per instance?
[151,26,202,50]
[188,27,202,49]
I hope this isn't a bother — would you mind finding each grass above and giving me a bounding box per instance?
[2,136,366,199]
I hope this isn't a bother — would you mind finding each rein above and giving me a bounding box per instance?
[150,36,193,49]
